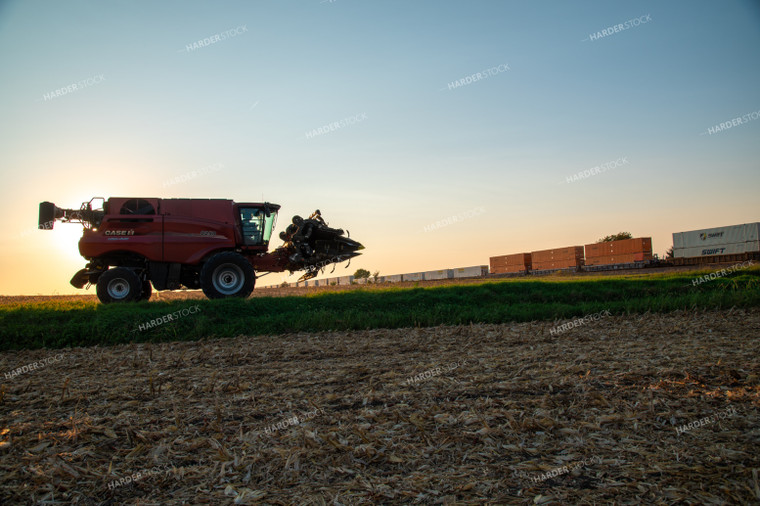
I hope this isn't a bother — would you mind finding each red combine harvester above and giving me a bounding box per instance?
[38,197,363,303]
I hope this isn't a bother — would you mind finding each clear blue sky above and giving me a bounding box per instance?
[1,0,759,294]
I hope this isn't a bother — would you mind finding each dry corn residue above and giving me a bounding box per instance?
[1,309,759,504]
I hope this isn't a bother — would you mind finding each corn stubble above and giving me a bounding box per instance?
[0,309,758,503]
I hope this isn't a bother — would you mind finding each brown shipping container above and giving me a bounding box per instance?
[491,265,522,274]
[584,255,628,266]
[584,238,652,258]
[531,246,583,263]
[490,253,532,271]
[490,259,509,270]
[585,251,653,266]
[491,253,531,265]
[532,257,582,270]
[505,253,532,265]
[494,264,529,273]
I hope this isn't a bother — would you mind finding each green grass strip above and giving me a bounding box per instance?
[1,267,759,350]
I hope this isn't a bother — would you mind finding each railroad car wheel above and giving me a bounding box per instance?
[200,252,255,299]
[96,267,142,303]
[139,280,152,301]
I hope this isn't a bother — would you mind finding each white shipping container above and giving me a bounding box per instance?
[452,265,489,278]
[673,240,759,258]
[424,269,453,280]
[749,224,760,241]
[385,274,403,283]
[402,272,424,281]
[673,222,760,249]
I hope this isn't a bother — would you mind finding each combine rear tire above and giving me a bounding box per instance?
[96,268,142,303]
[200,252,255,299]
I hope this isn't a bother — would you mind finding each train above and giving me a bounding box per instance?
[263,221,759,288]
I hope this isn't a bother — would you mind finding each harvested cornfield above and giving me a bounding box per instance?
[1,309,759,504]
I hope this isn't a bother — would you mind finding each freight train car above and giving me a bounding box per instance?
[582,237,654,272]
[491,238,657,275]
[452,265,489,278]
[530,246,584,273]
[490,253,531,274]
[424,269,453,280]
[672,223,760,265]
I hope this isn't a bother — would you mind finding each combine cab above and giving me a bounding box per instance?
[38,197,363,303]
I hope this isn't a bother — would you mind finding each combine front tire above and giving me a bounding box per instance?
[139,280,153,301]
[200,252,255,299]
[96,268,142,303]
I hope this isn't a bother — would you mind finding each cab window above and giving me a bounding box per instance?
[240,208,264,245]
